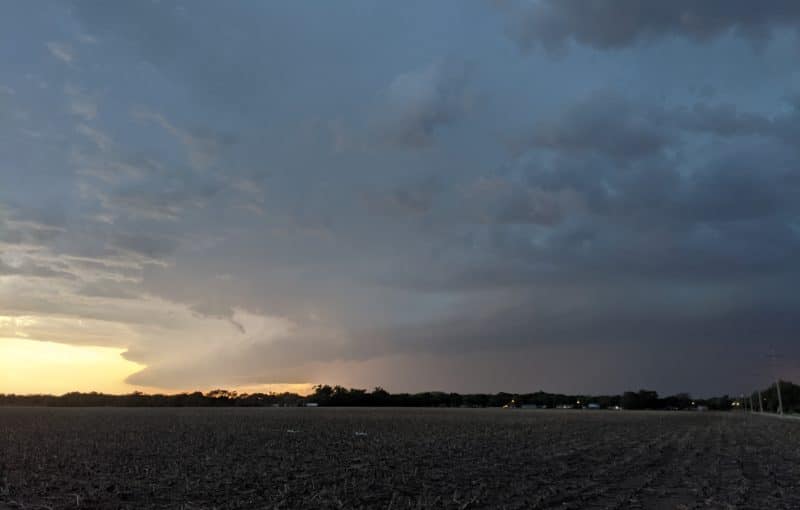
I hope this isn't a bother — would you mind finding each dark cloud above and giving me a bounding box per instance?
[522,91,795,164]
[379,59,477,148]
[188,301,246,334]
[527,91,673,161]
[375,288,800,356]
[504,0,800,53]
[681,142,797,223]
[361,179,442,217]
[124,324,349,388]
[68,1,262,109]
[514,90,800,231]
[462,178,573,225]
[4,1,800,394]
[674,102,774,136]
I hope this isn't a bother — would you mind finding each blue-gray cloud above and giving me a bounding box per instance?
[1,1,799,395]
[503,0,800,53]
[378,59,477,148]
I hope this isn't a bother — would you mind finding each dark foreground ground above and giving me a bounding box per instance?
[0,408,798,509]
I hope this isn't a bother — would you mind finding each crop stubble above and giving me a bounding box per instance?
[0,408,798,509]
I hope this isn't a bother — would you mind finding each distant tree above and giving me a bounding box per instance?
[311,385,334,405]
[205,389,237,400]
[761,380,800,413]
[0,383,784,410]
[661,393,691,410]
[371,387,390,405]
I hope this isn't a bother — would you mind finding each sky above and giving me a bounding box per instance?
[1,1,800,397]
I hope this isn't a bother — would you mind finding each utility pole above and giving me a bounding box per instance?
[749,394,755,413]
[757,389,764,413]
[768,347,784,415]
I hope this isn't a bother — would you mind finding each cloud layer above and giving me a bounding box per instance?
[503,0,800,52]
[1,1,799,395]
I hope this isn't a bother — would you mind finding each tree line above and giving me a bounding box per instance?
[1,381,796,410]
[744,380,800,413]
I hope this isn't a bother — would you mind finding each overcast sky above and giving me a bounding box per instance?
[2,1,799,396]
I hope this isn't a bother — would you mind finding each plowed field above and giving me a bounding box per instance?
[1,408,798,509]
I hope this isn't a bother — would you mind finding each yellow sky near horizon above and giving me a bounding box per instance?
[0,337,314,396]
[0,337,145,395]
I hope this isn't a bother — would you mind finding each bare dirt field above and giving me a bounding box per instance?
[0,408,798,509]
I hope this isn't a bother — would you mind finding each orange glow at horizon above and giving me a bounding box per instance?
[0,337,145,395]
[0,337,315,396]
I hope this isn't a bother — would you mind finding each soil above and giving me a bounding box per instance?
[0,408,797,509]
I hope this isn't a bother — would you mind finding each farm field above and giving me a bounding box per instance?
[0,408,798,509]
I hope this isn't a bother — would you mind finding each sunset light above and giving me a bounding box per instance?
[0,337,144,395]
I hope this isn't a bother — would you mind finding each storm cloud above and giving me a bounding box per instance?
[502,0,800,52]
[1,1,799,396]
